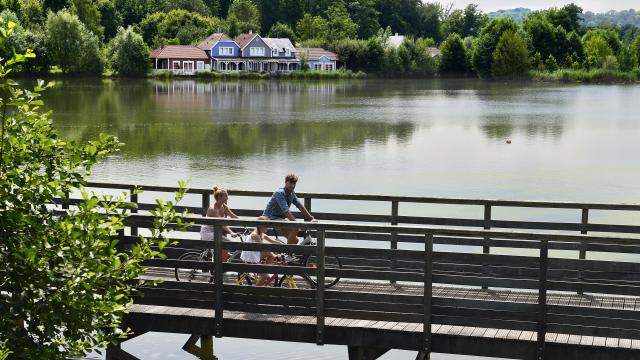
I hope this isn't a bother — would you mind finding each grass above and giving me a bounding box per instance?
[531,68,640,84]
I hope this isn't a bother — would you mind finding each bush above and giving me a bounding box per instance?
[439,33,467,74]
[545,55,559,72]
[0,22,190,359]
[107,26,150,76]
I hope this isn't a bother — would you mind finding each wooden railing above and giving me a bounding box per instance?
[117,214,640,359]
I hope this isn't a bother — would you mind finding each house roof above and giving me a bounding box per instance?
[296,48,338,61]
[428,47,441,57]
[262,38,296,52]
[149,45,209,60]
[197,32,233,50]
[235,33,259,49]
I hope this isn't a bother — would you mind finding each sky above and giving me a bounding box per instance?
[452,0,639,13]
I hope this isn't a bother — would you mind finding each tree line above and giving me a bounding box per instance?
[0,0,639,78]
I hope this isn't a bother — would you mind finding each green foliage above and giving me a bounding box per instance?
[523,16,562,60]
[70,0,104,39]
[267,21,296,42]
[296,13,328,42]
[227,0,260,34]
[567,31,584,61]
[155,0,213,17]
[439,33,467,74]
[531,52,544,71]
[583,28,622,55]
[539,3,583,33]
[618,45,637,71]
[345,0,379,39]
[442,4,486,38]
[115,0,153,26]
[107,26,149,76]
[43,0,68,12]
[582,9,640,28]
[633,36,640,67]
[0,22,191,359]
[45,9,103,74]
[471,17,518,78]
[584,34,614,67]
[374,0,441,39]
[545,54,558,71]
[140,9,221,47]
[326,2,358,42]
[491,30,529,78]
[0,341,11,360]
[97,0,122,40]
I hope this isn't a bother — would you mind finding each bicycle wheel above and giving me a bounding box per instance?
[236,271,254,286]
[276,274,304,289]
[174,252,211,282]
[305,254,342,289]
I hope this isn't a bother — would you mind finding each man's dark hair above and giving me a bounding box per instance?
[285,173,298,183]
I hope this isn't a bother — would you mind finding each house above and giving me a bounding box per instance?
[235,31,273,72]
[150,45,210,74]
[197,31,244,72]
[296,48,339,71]
[262,37,300,72]
[388,33,405,48]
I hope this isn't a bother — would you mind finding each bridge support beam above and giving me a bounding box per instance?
[105,344,141,360]
[415,351,430,360]
[182,335,217,360]
[347,346,389,360]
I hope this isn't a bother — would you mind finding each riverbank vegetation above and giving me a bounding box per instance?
[0,22,190,359]
[0,0,639,82]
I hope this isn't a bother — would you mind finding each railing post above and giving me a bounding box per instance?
[316,229,325,345]
[537,239,548,360]
[482,204,491,290]
[577,208,589,295]
[390,200,399,284]
[213,225,224,338]
[202,193,210,217]
[304,197,312,212]
[423,233,433,358]
[62,190,70,210]
[130,188,138,237]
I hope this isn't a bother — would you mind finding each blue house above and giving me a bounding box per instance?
[197,31,244,72]
[296,48,340,71]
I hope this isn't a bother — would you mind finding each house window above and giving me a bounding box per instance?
[272,48,278,56]
[220,47,233,56]
[250,47,265,56]
[197,61,204,70]
[314,63,322,70]
[172,61,181,69]
[285,49,291,57]
[325,64,333,71]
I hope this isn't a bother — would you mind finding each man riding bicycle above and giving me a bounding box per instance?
[263,173,316,245]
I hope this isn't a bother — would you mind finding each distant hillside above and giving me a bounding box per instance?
[488,8,531,24]
[582,9,640,27]
[488,8,640,27]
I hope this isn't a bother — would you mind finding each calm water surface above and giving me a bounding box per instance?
[44,78,640,360]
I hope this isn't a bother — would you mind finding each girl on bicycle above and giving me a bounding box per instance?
[241,216,281,286]
[200,186,238,261]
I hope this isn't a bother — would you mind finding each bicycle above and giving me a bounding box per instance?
[275,230,342,289]
[174,228,250,282]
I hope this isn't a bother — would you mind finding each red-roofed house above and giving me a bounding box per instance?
[150,45,210,74]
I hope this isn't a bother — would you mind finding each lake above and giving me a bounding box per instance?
[42,78,640,360]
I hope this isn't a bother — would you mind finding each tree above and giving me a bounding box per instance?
[439,33,467,74]
[345,0,380,39]
[154,0,213,16]
[491,30,529,78]
[618,45,638,71]
[0,22,189,360]
[70,0,104,39]
[583,29,622,55]
[45,9,102,74]
[542,3,582,33]
[544,54,558,71]
[115,0,153,26]
[471,17,518,78]
[43,0,69,12]
[107,26,149,76]
[584,34,614,67]
[97,0,123,40]
[415,2,441,41]
[227,0,260,34]
[296,13,328,41]
[268,22,296,42]
[326,2,358,42]
[566,31,584,62]
[204,0,220,16]
[156,9,221,45]
[137,12,166,45]
[633,36,640,68]
[523,16,558,60]
[18,0,45,27]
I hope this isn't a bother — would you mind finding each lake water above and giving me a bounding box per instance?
[42,78,640,360]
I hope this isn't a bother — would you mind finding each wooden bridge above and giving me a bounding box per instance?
[61,183,640,360]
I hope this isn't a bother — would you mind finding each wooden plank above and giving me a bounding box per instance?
[316,229,326,345]
[424,234,433,354]
[214,226,224,337]
[537,239,549,360]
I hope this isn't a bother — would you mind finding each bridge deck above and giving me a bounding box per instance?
[124,278,640,359]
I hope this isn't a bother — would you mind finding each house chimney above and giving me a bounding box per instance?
[395,33,399,36]
[249,30,253,34]
[217,27,222,33]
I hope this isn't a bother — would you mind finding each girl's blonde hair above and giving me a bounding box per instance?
[212,186,227,201]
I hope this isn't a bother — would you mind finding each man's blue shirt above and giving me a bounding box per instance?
[263,187,302,219]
